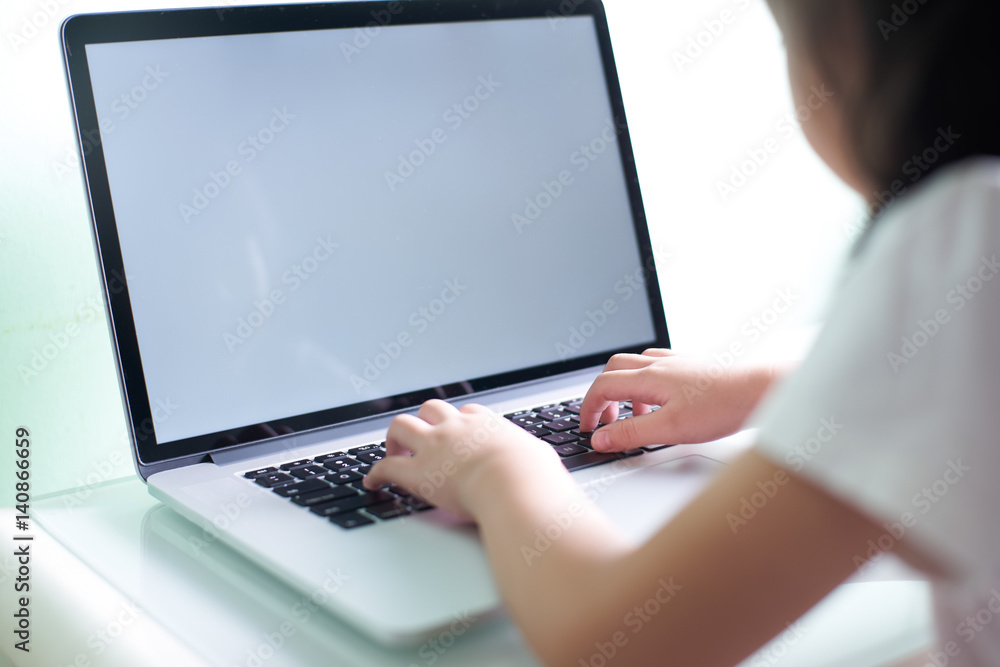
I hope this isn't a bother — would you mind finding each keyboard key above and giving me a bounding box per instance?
[330,512,375,529]
[354,490,395,506]
[254,472,294,488]
[354,464,372,475]
[243,467,277,479]
[505,410,533,419]
[404,497,435,511]
[273,478,328,497]
[322,456,362,471]
[553,443,588,457]
[309,491,394,517]
[325,469,364,484]
[538,408,573,421]
[347,443,384,456]
[366,501,411,520]
[561,398,584,408]
[279,459,313,471]
[543,419,576,433]
[523,425,552,437]
[562,404,583,415]
[560,450,624,472]
[355,450,385,465]
[511,415,546,427]
[289,465,328,479]
[542,432,579,446]
[313,452,349,464]
[291,485,357,506]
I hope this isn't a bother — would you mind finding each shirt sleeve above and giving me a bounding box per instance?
[751,159,1000,581]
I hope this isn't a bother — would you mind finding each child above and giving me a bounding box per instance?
[366,0,1000,664]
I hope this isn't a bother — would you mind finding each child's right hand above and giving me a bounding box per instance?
[579,349,793,452]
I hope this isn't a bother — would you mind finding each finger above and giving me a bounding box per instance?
[631,402,654,417]
[633,350,675,413]
[602,352,665,373]
[591,412,672,452]
[417,398,458,425]
[580,368,664,432]
[364,455,418,492]
[384,414,430,456]
[459,403,491,415]
[599,402,619,429]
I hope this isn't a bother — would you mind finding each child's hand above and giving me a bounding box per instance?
[580,349,789,452]
[363,399,566,520]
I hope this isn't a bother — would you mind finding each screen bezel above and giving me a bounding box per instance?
[62,0,670,475]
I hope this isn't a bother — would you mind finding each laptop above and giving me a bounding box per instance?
[62,0,745,646]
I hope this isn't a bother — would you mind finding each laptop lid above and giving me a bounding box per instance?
[62,0,669,479]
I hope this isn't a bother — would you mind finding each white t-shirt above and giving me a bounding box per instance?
[752,158,1000,667]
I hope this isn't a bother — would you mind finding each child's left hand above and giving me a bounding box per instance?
[362,399,566,520]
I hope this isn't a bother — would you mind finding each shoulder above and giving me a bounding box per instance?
[857,158,1000,276]
[751,158,1000,581]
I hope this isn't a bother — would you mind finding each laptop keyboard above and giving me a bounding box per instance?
[242,397,667,529]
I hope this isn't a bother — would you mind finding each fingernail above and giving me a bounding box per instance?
[592,431,609,451]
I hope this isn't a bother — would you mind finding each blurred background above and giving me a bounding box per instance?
[0,0,862,500]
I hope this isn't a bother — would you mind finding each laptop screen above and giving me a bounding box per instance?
[66,1,667,467]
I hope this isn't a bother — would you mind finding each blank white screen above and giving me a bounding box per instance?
[85,15,658,443]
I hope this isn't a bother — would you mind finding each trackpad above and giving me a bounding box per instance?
[588,455,724,542]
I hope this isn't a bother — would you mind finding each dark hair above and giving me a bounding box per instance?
[770,0,1000,210]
